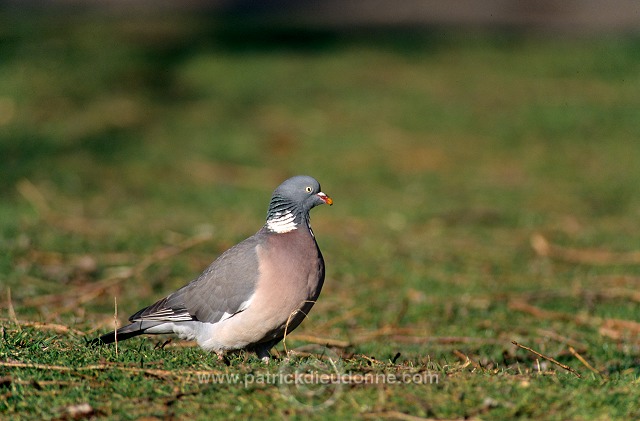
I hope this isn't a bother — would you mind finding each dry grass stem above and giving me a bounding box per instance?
[290,334,350,348]
[453,349,482,371]
[510,299,640,342]
[568,346,603,377]
[113,296,118,355]
[6,288,19,327]
[0,360,225,379]
[16,179,51,216]
[349,326,478,345]
[512,341,581,378]
[282,301,313,355]
[364,410,468,421]
[0,318,85,335]
[509,299,575,322]
[386,335,503,345]
[531,233,640,265]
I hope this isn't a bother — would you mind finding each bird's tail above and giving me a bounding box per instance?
[88,321,153,346]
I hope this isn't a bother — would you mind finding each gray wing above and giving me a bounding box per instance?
[129,232,265,324]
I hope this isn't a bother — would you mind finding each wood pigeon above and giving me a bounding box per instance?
[92,175,332,362]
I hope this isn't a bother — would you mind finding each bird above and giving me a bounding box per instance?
[91,175,332,362]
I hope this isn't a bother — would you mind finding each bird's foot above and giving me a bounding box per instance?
[256,348,271,364]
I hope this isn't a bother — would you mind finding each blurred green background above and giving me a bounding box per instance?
[2,4,640,419]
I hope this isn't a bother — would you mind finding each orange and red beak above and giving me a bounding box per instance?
[317,192,333,206]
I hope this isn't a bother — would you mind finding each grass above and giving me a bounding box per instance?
[2,10,640,420]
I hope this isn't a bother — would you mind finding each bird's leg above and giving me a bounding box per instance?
[255,347,271,364]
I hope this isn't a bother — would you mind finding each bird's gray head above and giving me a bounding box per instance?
[266,175,332,233]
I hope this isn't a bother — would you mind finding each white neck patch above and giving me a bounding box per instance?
[266,211,298,233]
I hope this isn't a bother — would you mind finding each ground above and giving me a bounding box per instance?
[1,11,640,420]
